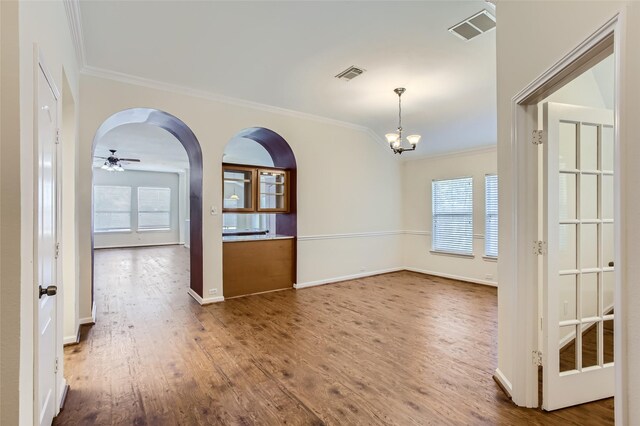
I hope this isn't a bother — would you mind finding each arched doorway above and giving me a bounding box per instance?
[91,108,204,297]
[221,127,297,298]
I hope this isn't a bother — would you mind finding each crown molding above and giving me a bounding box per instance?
[63,0,86,68]
[82,65,381,133]
[403,144,497,162]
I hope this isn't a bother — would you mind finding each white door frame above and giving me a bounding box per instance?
[506,13,624,419]
[33,46,66,424]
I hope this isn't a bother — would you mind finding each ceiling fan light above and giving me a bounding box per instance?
[101,162,110,170]
[115,164,124,172]
[385,133,399,144]
[406,134,421,145]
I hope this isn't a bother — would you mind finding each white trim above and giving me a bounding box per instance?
[429,250,475,259]
[494,368,514,398]
[94,242,182,250]
[405,267,497,287]
[82,66,371,133]
[507,13,623,411]
[62,324,81,346]
[62,0,86,67]
[294,267,404,289]
[187,288,224,305]
[402,145,497,162]
[79,301,96,325]
[297,231,401,241]
[404,230,484,239]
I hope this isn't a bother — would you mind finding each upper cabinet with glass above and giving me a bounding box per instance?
[258,169,288,212]
[223,166,255,212]
[222,165,289,213]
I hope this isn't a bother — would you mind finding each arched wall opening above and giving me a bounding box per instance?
[228,127,297,236]
[222,127,297,298]
[91,108,204,297]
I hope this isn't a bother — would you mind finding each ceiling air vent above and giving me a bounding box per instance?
[449,10,496,41]
[335,66,365,81]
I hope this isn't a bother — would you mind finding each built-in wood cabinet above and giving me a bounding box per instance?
[222,164,289,213]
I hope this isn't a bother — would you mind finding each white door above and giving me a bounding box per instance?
[542,102,615,410]
[36,62,59,426]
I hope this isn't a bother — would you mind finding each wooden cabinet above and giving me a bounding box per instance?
[258,169,289,213]
[222,164,289,213]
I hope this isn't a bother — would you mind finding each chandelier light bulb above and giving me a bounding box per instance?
[386,88,422,154]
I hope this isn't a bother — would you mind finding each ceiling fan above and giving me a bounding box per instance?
[95,149,141,172]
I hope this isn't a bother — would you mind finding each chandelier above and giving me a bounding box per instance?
[385,88,421,154]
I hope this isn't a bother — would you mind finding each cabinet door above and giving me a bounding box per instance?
[258,169,288,212]
[223,167,256,212]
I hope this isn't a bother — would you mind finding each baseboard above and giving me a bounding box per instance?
[79,301,96,325]
[294,267,404,289]
[493,368,513,398]
[187,288,224,305]
[94,242,181,249]
[58,382,70,411]
[404,267,498,287]
[63,323,82,346]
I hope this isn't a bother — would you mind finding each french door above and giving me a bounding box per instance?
[542,102,615,411]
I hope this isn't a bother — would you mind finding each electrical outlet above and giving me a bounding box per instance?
[563,301,568,316]
[210,206,218,215]
[485,274,493,280]
[360,266,366,272]
[209,289,218,295]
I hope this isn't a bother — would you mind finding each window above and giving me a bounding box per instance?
[137,187,171,230]
[485,174,498,258]
[93,185,132,232]
[432,177,473,255]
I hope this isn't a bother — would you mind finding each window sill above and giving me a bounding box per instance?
[137,228,171,233]
[483,256,498,262]
[429,250,475,259]
[94,229,132,234]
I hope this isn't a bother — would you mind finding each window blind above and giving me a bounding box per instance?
[432,177,473,255]
[138,187,171,230]
[485,174,498,258]
[93,185,132,232]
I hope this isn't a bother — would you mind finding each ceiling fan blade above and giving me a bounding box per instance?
[119,158,141,162]
[94,156,109,160]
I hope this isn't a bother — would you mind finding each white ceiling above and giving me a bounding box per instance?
[80,1,497,157]
[93,123,189,172]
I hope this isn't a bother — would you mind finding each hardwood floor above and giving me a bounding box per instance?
[54,246,614,425]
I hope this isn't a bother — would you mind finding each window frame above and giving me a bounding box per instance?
[93,185,133,233]
[484,174,499,259]
[137,186,172,232]
[431,176,474,257]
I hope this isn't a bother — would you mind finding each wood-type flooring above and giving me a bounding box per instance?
[54,246,614,425]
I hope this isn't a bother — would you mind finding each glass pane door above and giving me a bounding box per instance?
[258,170,287,212]
[223,168,255,211]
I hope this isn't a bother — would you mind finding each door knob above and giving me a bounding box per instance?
[39,285,57,298]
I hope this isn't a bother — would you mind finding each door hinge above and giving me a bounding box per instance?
[55,242,60,259]
[533,350,543,367]
[55,128,61,144]
[532,130,544,145]
[54,357,59,374]
[533,240,547,255]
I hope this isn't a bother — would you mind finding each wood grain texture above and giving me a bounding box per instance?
[55,246,613,425]
[223,238,295,298]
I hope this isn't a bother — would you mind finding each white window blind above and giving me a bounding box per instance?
[485,174,498,258]
[432,177,473,255]
[138,187,171,230]
[93,185,132,232]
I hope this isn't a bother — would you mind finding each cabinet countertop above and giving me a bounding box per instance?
[222,234,295,243]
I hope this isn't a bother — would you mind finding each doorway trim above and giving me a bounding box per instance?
[90,108,204,297]
[505,13,623,418]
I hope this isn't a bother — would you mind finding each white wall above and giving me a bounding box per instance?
[78,72,404,310]
[402,148,498,285]
[496,1,640,421]
[93,169,182,248]
[0,0,80,424]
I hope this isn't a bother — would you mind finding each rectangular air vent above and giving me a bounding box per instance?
[449,10,496,41]
[335,66,365,81]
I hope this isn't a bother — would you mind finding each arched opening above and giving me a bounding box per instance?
[91,108,204,297]
[222,127,297,298]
